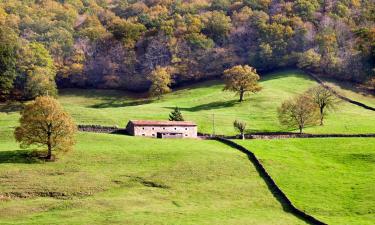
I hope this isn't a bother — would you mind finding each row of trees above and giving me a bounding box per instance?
[148,64,261,102]
[232,85,339,138]
[0,0,374,97]
[0,27,57,100]
[278,85,339,134]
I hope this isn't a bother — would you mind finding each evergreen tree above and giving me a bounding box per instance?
[169,107,184,121]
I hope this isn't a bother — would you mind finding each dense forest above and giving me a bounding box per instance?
[0,0,374,99]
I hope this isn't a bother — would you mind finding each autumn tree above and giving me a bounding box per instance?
[0,26,18,95]
[203,10,231,44]
[367,77,375,90]
[233,120,247,140]
[14,96,76,160]
[148,66,172,99]
[109,19,146,47]
[306,85,339,125]
[277,94,319,134]
[18,42,57,98]
[223,65,262,102]
[298,49,322,70]
[169,107,184,121]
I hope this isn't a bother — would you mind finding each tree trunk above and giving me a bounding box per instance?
[320,107,324,126]
[46,124,52,160]
[239,91,244,102]
[299,126,303,135]
[241,133,245,140]
[46,142,52,160]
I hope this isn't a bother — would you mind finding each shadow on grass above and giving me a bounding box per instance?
[164,100,239,112]
[90,99,154,108]
[0,150,41,164]
[0,102,24,113]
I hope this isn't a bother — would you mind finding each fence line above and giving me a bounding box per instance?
[215,137,327,225]
[307,72,375,111]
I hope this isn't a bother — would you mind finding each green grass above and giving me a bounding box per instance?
[55,69,375,135]
[0,69,374,224]
[0,132,305,225]
[235,138,375,225]
[320,78,375,108]
[1,69,374,135]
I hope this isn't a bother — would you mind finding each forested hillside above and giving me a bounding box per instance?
[0,0,374,99]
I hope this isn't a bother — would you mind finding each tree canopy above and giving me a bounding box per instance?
[14,96,76,160]
[0,0,373,96]
[223,65,262,102]
[277,94,319,134]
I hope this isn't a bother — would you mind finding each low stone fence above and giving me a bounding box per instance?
[244,133,375,140]
[215,137,327,225]
[199,132,375,140]
[78,125,127,134]
[307,72,375,111]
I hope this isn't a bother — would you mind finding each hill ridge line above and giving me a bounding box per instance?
[306,72,375,111]
[215,137,327,225]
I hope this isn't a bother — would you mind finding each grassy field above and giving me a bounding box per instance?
[0,69,374,224]
[235,138,375,225]
[0,132,305,225]
[55,70,374,135]
[320,77,375,108]
[1,70,374,135]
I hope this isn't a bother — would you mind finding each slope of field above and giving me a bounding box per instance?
[320,78,375,108]
[0,132,305,225]
[55,70,375,135]
[235,138,375,225]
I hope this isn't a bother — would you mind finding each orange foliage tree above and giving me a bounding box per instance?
[14,96,76,160]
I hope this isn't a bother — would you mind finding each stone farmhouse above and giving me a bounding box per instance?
[126,120,197,138]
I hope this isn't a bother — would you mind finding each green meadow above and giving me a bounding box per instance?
[0,69,374,224]
[235,138,375,225]
[0,133,305,225]
[56,70,375,135]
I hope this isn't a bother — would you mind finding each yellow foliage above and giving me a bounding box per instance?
[14,96,77,160]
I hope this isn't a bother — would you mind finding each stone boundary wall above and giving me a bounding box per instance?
[199,132,375,140]
[78,125,127,134]
[215,137,327,225]
[307,72,375,111]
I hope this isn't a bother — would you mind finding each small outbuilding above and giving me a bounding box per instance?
[126,120,197,138]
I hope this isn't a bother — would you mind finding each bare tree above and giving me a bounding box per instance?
[306,85,339,125]
[278,94,319,134]
[233,120,247,139]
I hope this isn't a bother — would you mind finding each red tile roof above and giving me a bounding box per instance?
[129,120,197,127]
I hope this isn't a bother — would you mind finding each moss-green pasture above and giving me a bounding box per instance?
[0,132,305,225]
[56,70,375,135]
[235,138,375,225]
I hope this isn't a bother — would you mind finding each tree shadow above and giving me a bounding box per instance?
[0,102,24,113]
[90,99,155,108]
[260,69,315,82]
[164,100,239,112]
[0,150,42,164]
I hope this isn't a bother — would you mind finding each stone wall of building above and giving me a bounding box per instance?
[133,125,197,138]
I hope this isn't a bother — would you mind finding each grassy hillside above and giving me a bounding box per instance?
[235,138,375,225]
[321,79,375,108]
[1,70,374,136]
[0,132,305,225]
[55,70,374,135]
